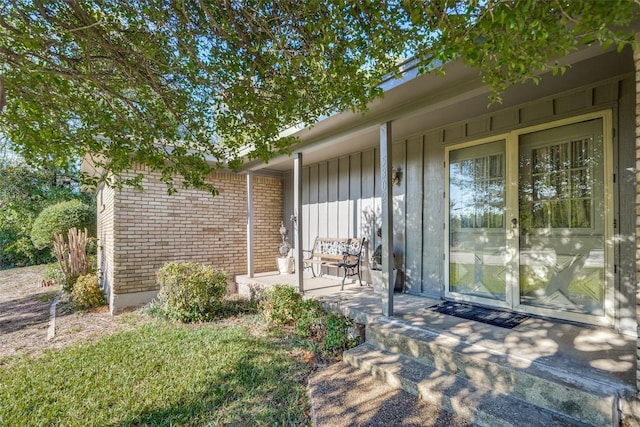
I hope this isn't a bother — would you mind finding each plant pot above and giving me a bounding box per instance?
[277,257,294,275]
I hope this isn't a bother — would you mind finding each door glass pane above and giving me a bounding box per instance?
[449,140,507,301]
[518,119,605,315]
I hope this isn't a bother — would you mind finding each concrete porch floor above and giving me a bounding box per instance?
[235,271,637,394]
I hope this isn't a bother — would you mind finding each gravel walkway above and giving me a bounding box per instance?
[308,361,475,427]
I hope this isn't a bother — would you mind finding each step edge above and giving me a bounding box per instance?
[363,316,634,398]
[345,343,612,427]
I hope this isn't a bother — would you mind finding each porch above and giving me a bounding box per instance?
[237,271,636,424]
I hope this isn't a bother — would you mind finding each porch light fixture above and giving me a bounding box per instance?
[391,168,403,186]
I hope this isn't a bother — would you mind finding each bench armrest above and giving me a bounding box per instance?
[340,251,361,266]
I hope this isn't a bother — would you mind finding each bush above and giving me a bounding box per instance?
[155,262,227,322]
[1,234,53,268]
[324,313,357,353]
[63,273,81,294]
[257,286,359,356]
[295,299,325,338]
[259,285,302,326]
[30,200,96,250]
[72,274,106,309]
[43,262,65,284]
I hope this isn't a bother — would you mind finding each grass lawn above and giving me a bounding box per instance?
[0,317,314,426]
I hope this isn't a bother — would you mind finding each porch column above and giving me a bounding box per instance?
[294,152,304,293]
[380,122,394,316]
[246,172,254,278]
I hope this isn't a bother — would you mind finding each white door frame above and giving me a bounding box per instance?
[444,110,614,327]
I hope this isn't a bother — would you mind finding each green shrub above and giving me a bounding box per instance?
[43,262,65,284]
[155,262,227,322]
[30,200,96,249]
[295,299,325,338]
[63,273,81,294]
[324,313,357,353]
[259,285,302,326]
[257,286,358,356]
[72,274,106,309]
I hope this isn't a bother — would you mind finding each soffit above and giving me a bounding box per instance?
[245,44,631,173]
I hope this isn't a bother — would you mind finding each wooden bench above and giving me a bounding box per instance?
[303,237,364,290]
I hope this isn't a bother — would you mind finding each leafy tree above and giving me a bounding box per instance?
[30,199,96,250]
[0,1,637,194]
[0,146,93,268]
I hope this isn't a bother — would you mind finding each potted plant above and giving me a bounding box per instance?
[277,222,294,274]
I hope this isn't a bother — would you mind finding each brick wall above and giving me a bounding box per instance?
[101,166,282,310]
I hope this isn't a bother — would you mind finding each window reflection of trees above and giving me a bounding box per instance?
[520,138,593,230]
[450,153,505,230]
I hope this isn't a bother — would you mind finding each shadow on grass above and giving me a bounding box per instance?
[108,333,310,426]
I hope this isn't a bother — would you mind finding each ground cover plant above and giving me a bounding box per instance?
[260,284,360,356]
[0,316,313,426]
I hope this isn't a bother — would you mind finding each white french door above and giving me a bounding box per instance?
[445,111,614,326]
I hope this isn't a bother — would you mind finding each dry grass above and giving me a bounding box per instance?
[0,265,149,359]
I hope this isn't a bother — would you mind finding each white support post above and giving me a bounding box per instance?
[380,122,394,316]
[246,172,254,278]
[294,153,304,293]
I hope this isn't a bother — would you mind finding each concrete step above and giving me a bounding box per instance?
[344,343,594,427]
[359,320,622,427]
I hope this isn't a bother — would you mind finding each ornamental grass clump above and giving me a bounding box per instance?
[155,262,227,322]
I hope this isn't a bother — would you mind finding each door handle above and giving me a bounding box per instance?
[511,218,518,228]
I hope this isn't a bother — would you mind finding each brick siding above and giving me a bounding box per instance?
[98,166,282,303]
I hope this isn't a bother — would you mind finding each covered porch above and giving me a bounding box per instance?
[236,271,636,393]
[238,38,640,423]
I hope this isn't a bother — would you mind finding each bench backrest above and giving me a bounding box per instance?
[311,237,363,262]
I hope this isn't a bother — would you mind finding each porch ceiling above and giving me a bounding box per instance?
[244,43,632,173]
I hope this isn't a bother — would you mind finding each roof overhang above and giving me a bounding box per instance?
[243,43,632,173]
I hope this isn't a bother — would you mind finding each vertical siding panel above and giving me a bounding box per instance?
[318,162,329,237]
[349,153,362,238]
[302,166,310,251]
[338,156,350,237]
[361,149,376,253]
[423,136,444,297]
[392,141,407,291]
[373,148,381,250]
[308,165,319,246]
[405,136,424,294]
[282,170,294,231]
[617,76,636,332]
[327,159,339,236]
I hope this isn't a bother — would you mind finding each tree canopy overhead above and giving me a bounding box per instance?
[0,0,638,193]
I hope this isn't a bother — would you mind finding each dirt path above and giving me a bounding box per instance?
[0,265,148,359]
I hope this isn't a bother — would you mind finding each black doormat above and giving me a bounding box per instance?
[430,301,529,329]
